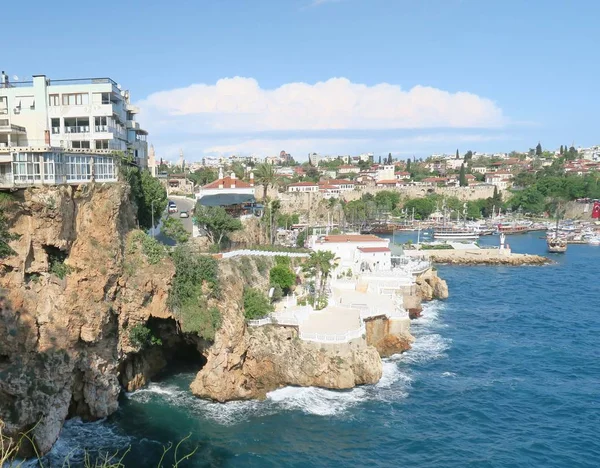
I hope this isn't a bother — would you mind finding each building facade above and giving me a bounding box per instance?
[0,72,148,188]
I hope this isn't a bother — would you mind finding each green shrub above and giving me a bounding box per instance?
[269,264,295,294]
[163,217,190,244]
[46,247,71,279]
[128,231,167,265]
[243,287,273,320]
[420,244,453,250]
[129,324,162,348]
[254,256,270,274]
[168,246,221,340]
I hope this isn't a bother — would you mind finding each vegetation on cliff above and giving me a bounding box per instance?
[167,245,222,340]
[120,166,167,230]
[242,287,274,320]
[193,205,242,248]
[269,256,296,299]
[0,194,19,259]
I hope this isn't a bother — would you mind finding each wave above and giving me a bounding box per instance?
[411,300,447,329]
[38,418,132,467]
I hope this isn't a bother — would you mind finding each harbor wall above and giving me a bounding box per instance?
[276,185,496,215]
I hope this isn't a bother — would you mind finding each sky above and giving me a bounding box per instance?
[3,0,599,162]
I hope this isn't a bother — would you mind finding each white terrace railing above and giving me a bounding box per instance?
[299,324,366,344]
[246,317,273,327]
[221,249,310,259]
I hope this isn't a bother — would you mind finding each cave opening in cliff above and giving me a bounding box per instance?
[146,317,207,376]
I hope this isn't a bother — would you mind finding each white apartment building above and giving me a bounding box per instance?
[0,72,148,188]
[288,182,319,193]
[375,164,395,181]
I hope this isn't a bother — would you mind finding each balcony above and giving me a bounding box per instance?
[126,120,139,130]
[126,104,140,114]
[0,123,26,134]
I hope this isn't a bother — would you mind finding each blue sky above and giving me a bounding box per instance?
[3,0,598,161]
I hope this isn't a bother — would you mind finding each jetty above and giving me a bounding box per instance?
[406,248,549,266]
[405,236,550,266]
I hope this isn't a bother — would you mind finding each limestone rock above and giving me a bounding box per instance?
[0,184,175,455]
[190,257,383,401]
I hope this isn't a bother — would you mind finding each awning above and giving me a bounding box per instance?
[198,193,256,207]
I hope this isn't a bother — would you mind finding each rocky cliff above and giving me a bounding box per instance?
[0,184,181,455]
[190,257,382,401]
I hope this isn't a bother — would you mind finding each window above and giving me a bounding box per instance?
[94,156,115,180]
[94,116,108,132]
[71,141,91,149]
[12,153,42,183]
[49,94,59,106]
[95,140,109,150]
[92,92,110,105]
[51,118,60,134]
[66,155,91,181]
[62,93,89,106]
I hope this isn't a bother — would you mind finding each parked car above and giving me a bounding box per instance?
[168,201,178,213]
[179,211,189,218]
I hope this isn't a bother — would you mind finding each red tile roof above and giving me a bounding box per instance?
[358,247,391,253]
[202,177,253,189]
[376,179,399,184]
[322,234,385,243]
[288,182,318,187]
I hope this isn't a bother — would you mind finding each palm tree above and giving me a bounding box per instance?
[254,163,276,200]
[302,251,339,304]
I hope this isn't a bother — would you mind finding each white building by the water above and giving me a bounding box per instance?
[0,72,148,188]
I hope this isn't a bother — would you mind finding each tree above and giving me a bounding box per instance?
[406,158,411,172]
[194,205,242,247]
[535,142,543,156]
[456,149,460,160]
[463,150,473,162]
[459,163,468,187]
[121,167,167,230]
[403,197,436,220]
[559,145,564,155]
[162,217,190,244]
[269,264,296,295]
[188,168,218,186]
[388,153,393,164]
[302,250,339,304]
[378,155,382,164]
[374,190,401,212]
[0,194,19,259]
[243,287,274,319]
[254,163,277,200]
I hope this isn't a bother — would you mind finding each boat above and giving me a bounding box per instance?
[547,237,567,253]
[588,236,600,246]
[433,226,479,240]
[433,200,479,241]
[496,220,534,235]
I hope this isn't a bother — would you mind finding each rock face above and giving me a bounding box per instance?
[190,257,383,401]
[0,184,176,455]
[416,268,449,301]
[365,317,413,357]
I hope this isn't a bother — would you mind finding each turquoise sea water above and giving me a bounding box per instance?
[44,234,600,467]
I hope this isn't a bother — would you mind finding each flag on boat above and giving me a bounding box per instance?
[592,201,600,219]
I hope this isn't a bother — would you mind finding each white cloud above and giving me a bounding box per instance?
[138,77,505,134]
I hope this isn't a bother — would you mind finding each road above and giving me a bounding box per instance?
[152,196,197,245]
[169,196,196,234]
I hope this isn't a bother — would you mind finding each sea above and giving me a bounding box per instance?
[40,233,600,467]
